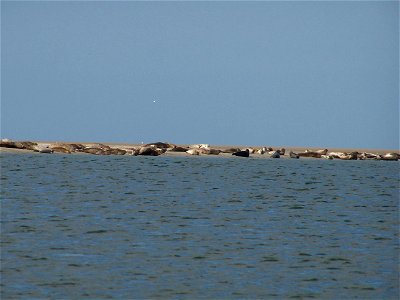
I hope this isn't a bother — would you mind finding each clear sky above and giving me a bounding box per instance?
[1,1,399,149]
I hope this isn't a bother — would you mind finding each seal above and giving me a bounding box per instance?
[222,148,242,153]
[190,144,210,150]
[289,151,299,159]
[328,152,346,159]
[338,152,358,160]
[53,143,85,153]
[138,146,164,156]
[105,148,127,155]
[298,151,322,158]
[270,151,280,158]
[256,147,267,154]
[359,152,379,160]
[169,146,189,152]
[380,153,399,161]
[33,145,54,153]
[51,146,72,154]
[186,149,201,155]
[232,149,250,157]
[83,147,104,155]
[145,142,174,149]
[316,149,328,155]
[201,148,221,155]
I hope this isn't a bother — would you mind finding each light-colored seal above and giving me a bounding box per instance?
[380,153,399,161]
[256,147,267,154]
[186,149,201,155]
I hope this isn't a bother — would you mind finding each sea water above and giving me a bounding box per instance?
[1,152,399,299]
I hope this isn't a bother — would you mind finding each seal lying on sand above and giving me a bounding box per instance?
[256,147,267,154]
[232,149,250,157]
[328,152,345,159]
[190,144,210,150]
[315,149,328,155]
[298,151,322,158]
[51,147,72,154]
[82,147,105,155]
[103,148,127,155]
[270,151,280,158]
[169,146,189,152]
[245,148,256,154]
[380,153,399,161]
[138,146,165,156]
[222,148,242,154]
[0,140,38,151]
[52,143,85,153]
[33,145,53,153]
[186,149,200,155]
[144,142,174,149]
[359,152,379,160]
[200,148,221,155]
[339,152,358,160]
[289,151,299,159]
[186,148,221,155]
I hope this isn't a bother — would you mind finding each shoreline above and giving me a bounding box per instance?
[0,140,398,160]
[10,140,400,154]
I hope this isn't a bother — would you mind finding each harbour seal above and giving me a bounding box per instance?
[144,142,174,149]
[298,151,322,158]
[328,152,346,159]
[51,146,72,154]
[33,145,54,153]
[380,153,399,161]
[54,143,85,152]
[316,149,328,155]
[256,147,267,155]
[190,144,210,150]
[289,151,299,159]
[169,146,189,152]
[186,149,201,155]
[138,146,164,156]
[232,149,250,157]
[105,148,127,155]
[200,148,221,155]
[339,152,358,160]
[270,151,280,158]
[222,148,242,153]
[82,148,104,155]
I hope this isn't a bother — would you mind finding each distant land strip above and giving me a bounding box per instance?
[0,139,399,161]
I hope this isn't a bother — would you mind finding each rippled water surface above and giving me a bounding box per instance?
[1,153,399,299]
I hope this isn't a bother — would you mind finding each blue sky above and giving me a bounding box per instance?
[1,1,399,149]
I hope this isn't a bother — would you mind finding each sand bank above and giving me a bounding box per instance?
[1,140,398,160]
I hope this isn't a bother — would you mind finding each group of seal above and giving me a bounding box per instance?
[1,139,398,161]
[232,147,286,158]
[289,149,399,161]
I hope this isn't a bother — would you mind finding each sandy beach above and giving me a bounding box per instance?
[0,140,398,159]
